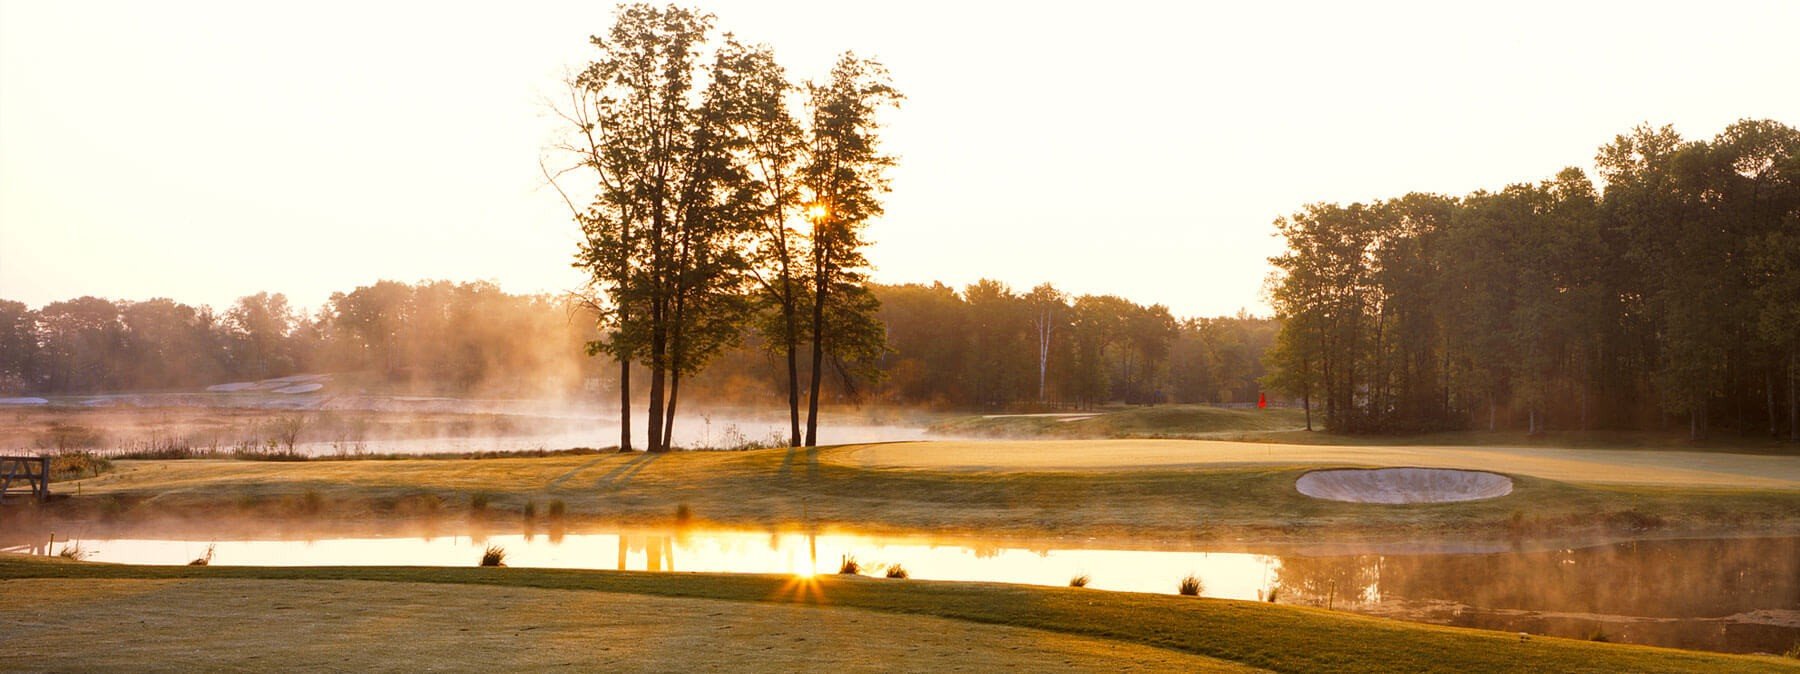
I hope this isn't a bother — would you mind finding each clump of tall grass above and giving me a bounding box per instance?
[293,489,324,516]
[470,493,490,513]
[1068,573,1090,588]
[1585,628,1610,643]
[547,499,566,521]
[1265,586,1280,603]
[58,543,91,560]
[1178,574,1203,596]
[884,564,908,579]
[523,502,537,523]
[189,544,216,566]
[838,555,860,575]
[1782,640,1799,660]
[674,503,692,525]
[49,451,112,481]
[480,544,506,567]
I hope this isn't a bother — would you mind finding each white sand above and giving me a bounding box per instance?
[1295,467,1514,504]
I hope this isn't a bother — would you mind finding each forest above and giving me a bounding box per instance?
[0,280,1276,412]
[1263,120,1799,440]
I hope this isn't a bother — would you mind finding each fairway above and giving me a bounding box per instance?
[4,556,1793,673]
[0,578,1245,672]
[830,440,1800,488]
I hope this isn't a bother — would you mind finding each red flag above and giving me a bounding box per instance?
[1257,392,1267,409]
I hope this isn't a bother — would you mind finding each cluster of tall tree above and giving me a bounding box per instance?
[0,281,601,397]
[1264,120,1800,440]
[547,5,898,450]
[0,280,1279,416]
[860,281,1276,409]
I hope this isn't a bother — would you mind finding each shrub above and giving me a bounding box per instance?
[1068,573,1090,588]
[189,544,216,566]
[480,544,506,567]
[885,564,908,579]
[1178,574,1203,596]
[838,555,860,575]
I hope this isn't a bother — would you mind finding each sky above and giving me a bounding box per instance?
[2,1,1796,318]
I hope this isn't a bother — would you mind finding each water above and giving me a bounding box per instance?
[5,528,1793,654]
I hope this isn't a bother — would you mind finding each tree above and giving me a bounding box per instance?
[1026,283,1067,404]
[799,52,900,446]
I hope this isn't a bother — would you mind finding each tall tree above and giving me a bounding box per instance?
[799,52,900,446]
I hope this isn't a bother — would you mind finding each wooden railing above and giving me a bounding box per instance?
[0,456,51,503]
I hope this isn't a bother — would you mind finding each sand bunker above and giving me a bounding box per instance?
[1296,467,1513,504]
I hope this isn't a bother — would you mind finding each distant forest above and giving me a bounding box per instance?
[0,280,1275,409]
[1264,120,1799,440]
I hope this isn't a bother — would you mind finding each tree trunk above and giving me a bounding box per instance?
[1303,388,1313,431]
[1789,350,1797,443]
[663,368,681,448]
[1488,399,1496,432]
[618,354,632,452]
[785,304,802,447]
[1768,368,1778,437]
[804,249,828,447]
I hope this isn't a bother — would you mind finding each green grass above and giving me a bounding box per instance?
[1,554,1787,673]
[15,446,1798,544]
[931,405,1308,438]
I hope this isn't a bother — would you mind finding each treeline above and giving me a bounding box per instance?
[1264,120,1799,440]
[0,279,1277,414]
[0,281,600,397]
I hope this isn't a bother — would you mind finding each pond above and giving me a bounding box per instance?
[5,529,1794,654]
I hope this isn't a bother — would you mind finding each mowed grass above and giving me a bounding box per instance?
[932,405,1309,438]
[0,576,1243,672]
[24,440,1800,543]
[1,555,1790,673]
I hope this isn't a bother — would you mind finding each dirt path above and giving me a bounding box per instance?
[828,440,1800,488]
[0,578,1251,672]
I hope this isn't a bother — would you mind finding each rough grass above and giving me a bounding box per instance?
[1,555,1789,673]
[19,442,1799,545]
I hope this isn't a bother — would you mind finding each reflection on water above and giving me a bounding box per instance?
[4,529,1794,654]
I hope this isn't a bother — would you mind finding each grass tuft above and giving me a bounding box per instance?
[547,499,566,521]
[838,555,860,575]
[188,543,216,566]
[674,503,692,524]
[480,545,506,567]
[885,564,908,579]
[470,493,490,513]
[522,502,536,523]
[57,544,91,560]
[1178,574,1203,596]
[1068,573,1089,588]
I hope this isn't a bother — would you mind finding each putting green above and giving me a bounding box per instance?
[828,440,1800,488]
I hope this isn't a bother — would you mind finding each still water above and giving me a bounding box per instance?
[6,530,1794,654]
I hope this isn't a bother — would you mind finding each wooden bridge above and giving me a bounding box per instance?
[0,455,51,503]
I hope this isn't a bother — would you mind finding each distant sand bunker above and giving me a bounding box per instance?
[1296,468,1513,504]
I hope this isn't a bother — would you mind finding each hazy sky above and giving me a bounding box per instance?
[2,1,1796,317]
